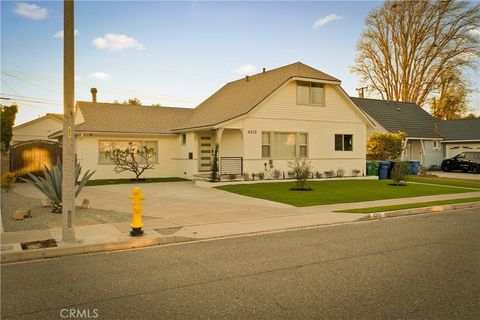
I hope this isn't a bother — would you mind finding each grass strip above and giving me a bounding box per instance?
[338,197,480,213]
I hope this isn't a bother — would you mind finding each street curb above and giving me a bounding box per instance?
[358,201,480,221]
[0,235,194,264]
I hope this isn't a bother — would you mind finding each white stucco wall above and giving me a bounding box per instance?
[12,117,62,144]
[76,134,179,180]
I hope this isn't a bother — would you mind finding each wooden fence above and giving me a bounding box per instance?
[10,140,62,177]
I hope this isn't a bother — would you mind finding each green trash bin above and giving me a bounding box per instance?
[366,161,380,176]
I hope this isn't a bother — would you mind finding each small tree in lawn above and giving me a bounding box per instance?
[210,144,219,182]
[390,161,409,186]
[288,157,313,190]
[104,142,156,181]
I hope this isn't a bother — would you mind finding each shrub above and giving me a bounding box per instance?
[391,161,410,185]
[104,142,156,181]
[272,169,281,180]
[228,173,237,181]
[21,159,95,213]
[1,172,16,192]
[287,171,294,179]
[352,169,361,177]
[258,172,265,180]
[288,158,313,190]
[209,144,220,182]
[336,168,345,177]
[315,171,322,179]
[429,164,440,171]
[367,131,406,160]
[243,172,250,181]
[324,170,335,178]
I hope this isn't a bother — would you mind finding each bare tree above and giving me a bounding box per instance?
[352,0,479,106]
[104,142,156,180]
[430,69,470,119]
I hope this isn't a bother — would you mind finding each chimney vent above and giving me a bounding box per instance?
[263,68,266,73]
[90,88,98,103]
[245,75,250,81]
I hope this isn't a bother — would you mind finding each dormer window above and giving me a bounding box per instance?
[297,81,325,106]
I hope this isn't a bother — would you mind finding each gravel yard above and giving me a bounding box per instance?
[1,189,142,232]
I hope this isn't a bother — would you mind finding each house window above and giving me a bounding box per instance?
[297,81,325,106]
[262,132,308,158]
[335,134,353,151]
[99,140,158,164]
[181,133,187,145]
[262,132,271,158]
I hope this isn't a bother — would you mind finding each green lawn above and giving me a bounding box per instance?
[408,176,480,189]
[215,180,476,207]
[86,177,189,186]
[338,197,480,213]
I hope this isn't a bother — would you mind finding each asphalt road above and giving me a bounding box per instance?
[1,209,479,320]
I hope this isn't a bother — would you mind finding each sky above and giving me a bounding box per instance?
[1,0,479,126]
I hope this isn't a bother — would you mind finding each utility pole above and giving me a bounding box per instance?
[62,0,76,242]
[356,86,368,98]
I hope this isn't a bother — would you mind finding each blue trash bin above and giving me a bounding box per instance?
[378,161,391,180]
[408,161,420,175]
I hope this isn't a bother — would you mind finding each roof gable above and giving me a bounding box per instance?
[173,62,340,130]
[351,97,442,138]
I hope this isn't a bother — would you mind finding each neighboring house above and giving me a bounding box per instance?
[50,62,375,180]
[436,119,480,159]
[12,113,63,144]
[351,98,443,168]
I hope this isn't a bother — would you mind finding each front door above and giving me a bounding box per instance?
[198,134,213,172]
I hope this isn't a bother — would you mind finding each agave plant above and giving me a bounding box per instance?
[21,159,95,213]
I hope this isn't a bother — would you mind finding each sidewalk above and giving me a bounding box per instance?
[2,191,480,263]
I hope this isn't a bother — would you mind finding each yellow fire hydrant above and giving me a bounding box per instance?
[129,187,145,236]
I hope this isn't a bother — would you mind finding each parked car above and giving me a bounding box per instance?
[441,151,480,174]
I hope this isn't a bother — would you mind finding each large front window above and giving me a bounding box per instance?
[262,132,308,158]
[99,140,158,164]
[297,81,325,106]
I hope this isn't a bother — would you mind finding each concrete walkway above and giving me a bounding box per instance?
[2,181,480,262]
[429,171,480,180]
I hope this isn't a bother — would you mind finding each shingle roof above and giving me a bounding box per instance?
[47,113,63,121]
[436,118,480,141]
[173,62,340,130]
[74,101,194,134]
[351,97,442,139]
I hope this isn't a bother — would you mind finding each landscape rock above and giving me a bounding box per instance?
[41,199,51,207]
[11,208,32,220]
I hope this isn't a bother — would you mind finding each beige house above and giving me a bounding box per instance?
[51,62,375,180]
[12,113,63,144]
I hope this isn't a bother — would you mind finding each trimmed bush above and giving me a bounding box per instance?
[391,161,410,185]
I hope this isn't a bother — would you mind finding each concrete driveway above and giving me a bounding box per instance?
[13,181,297,227]
[429,171,480,180]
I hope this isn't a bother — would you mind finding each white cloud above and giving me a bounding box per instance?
[14,2,48,20]
[54,29,79,39]
[313,14,342,29]
[89,72,111,81]
[235,64,257,75]
[92,33,144,52]
[468,27,480,36]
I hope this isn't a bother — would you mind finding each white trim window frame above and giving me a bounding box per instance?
[334,134,353,151]
[98,140,159,165]
[296,81,326,107]
[261,131,309,159]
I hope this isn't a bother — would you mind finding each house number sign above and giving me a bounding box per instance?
[247,130,257,134]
